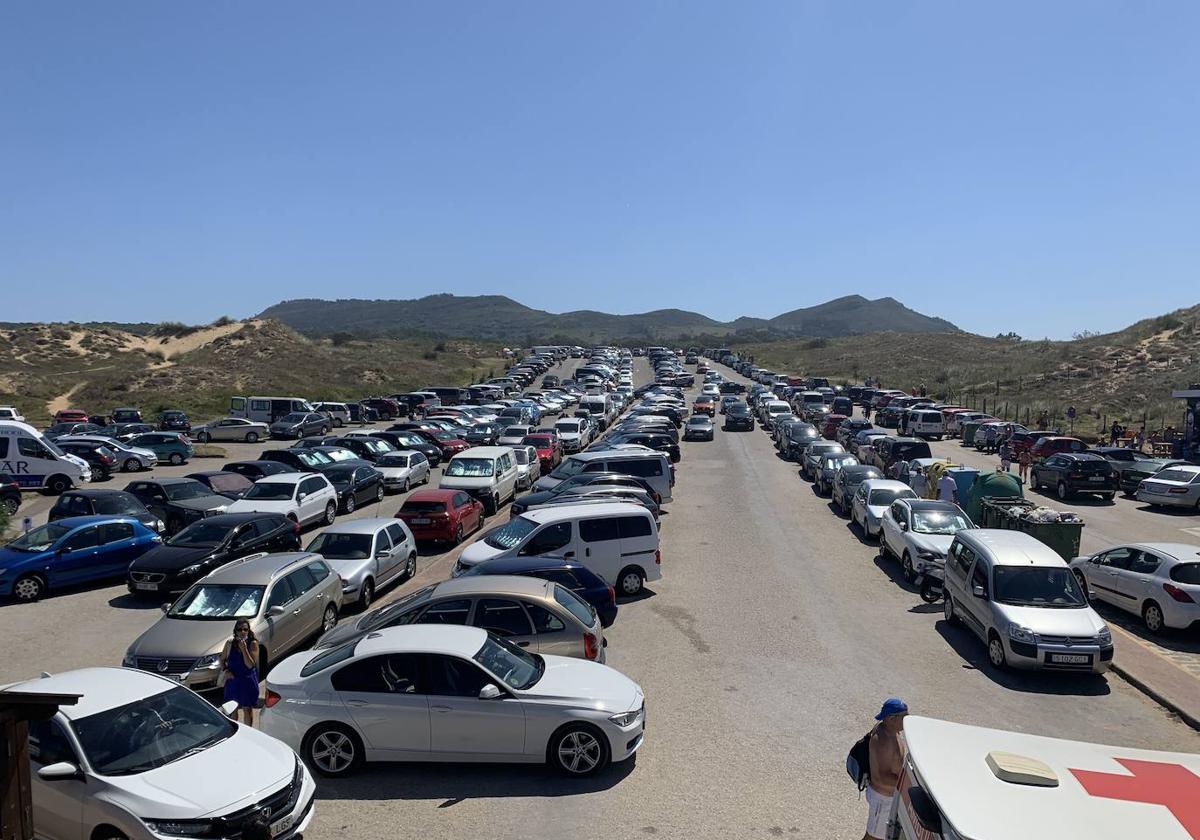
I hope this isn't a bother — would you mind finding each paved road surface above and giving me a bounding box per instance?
[3,357,1198,840]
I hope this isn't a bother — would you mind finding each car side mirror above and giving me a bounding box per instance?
[36,762,82,782]
[161,602,172,613]
[899,521,909,531]
[269,605,286,617]
[478,684,503,700]
[220,699,240,717]
[972,585,986,599]
[298,492,307,500]
[376,551,389,559]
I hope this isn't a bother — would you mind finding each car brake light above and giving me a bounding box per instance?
[583,632,599,660]
[264,689,282,708]
[607,585,616,604]
[1168,487,1190,494]
[655,549,661,565]
[1163,583,1195,604]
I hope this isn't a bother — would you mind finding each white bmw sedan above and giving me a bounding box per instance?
[261,625,646,778]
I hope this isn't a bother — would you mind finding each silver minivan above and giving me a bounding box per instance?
[942,530,1112,673]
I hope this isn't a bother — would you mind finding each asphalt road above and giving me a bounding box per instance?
[4,357,1199,840]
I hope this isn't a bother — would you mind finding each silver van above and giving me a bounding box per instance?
[942,530,1112,673]
[533,449,673,502]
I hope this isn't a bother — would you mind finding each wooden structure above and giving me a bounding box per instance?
[1,690,80,840]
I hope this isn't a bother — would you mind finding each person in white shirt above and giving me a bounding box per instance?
[937,473,958,503]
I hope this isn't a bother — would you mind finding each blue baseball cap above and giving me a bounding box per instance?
[875,698,909,720]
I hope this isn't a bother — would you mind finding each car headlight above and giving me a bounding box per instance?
[179,564,203,577]
[1098,627,1112,646]
[122,651,136,667]
[153,519,165,532]
[195,653,223,670]
[609,709,642,727]
[1008,624,1037,644]
[143,819,214,837]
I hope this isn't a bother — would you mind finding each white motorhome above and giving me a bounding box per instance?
[229,396,314,424]
[0,421,92,493]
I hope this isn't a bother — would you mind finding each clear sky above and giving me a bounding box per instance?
[2,2,1197,338]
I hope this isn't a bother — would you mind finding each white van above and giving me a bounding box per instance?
[230,396,313,424]
[533,449,673,502]
[579,395,610,431]
[0,421,92,493]
[454,502,661,596]
[439,446,519,515]
[907,409,945,440]
[313,402,351,427]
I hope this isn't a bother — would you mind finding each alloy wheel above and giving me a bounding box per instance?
[322,604,338,632]
[360,580,373,610]
[311,730,356,775]
[988,635,1007,669]
[13,575,44,601]
[556,729,603,775]
[1144,603,1164,633]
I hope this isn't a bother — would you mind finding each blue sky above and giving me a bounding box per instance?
[2,2,1197,338]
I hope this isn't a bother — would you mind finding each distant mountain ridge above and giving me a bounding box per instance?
[257,293,958,342]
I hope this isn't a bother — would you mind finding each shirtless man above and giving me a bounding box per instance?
[863,698,908,840]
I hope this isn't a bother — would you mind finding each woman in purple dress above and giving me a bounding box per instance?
[220,619,260,725]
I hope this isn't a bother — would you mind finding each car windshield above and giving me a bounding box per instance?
[7,522,73,552]
[688,418,709,426]
[445,458,495,478]
[167,522,234,547]
[556,421,580,433]
[484,516,540,550]
[69,686,234,776]
[912,511,971,535]
[307,532,373,559]
[432,431,457,442]
[550,458,588,479]
[323,450,357,462]
[869,488,910,506]
[1153,469,1200,483]
[243,482,295,501]
[513,449,529,464]
[92,495,146,515]
[825,456,856,470]
[993,566,1086,608]
[168,584,264,619]
[162,482,212,502]
[473,635,543,690]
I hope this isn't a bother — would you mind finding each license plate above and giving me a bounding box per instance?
[1089,476,1105,482]
[271,813,296,837]
[411,517,430,524]
[134,582,157,591]
[1049,653,1091,665]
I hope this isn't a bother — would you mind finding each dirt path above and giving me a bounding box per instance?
[122,320,255,360]
[47,382,84,416]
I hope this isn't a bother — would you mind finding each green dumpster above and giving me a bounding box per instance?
[979,497,1035,529]
[1013,516,1085,561]
[964,470,1023,525]
[961,420,985,446]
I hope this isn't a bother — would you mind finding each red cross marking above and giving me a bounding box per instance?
[1070,759,1200,839]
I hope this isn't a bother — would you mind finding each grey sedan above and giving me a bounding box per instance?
[1136,465,1200,511]
[193,417,271,443]
[683,415,714,441]
[305,518,417,610]
[270,412,331,440]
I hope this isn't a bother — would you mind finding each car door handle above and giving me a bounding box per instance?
[517,641,531,647]
[431,705,453,713]
[345,700,369,707]
[292,608,302,615]
[562,551,574,558]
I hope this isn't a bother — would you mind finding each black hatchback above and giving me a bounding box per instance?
[221,460,294,481]
[48,488,162,533]
[126,512,301,596]
[1031,453,1119,501]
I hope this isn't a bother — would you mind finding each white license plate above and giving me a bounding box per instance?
[1089,476,1106,482]
[271,813,296,837]
[1050,653,1090,664]
[134,582,158,591]
[411,517,431,524]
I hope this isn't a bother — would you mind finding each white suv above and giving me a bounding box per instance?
[227,472,338,527]
[18,666,316,840]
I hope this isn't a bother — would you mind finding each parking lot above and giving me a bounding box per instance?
[4,354,1198,840]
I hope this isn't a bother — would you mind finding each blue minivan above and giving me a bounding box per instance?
[0,515,161,601]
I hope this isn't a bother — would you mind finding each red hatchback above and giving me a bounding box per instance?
[1030,435,1087,462]
[54,408,90,424]
[822,413,849,440]
[522,434,562,471]
[396,489,484,544]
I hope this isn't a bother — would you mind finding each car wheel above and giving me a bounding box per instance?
[1057,481,1070,501]
[943,594,958,625]
[198,431,211,443]
[245,432,259,443]
[987,632,1008,670]
[324,502,337,525]
[405,552,417,580]
[483,494,498,516]
[320,426,329,436]
[123,458,140,472]
[344,495,356,514]
[322,604,338,633]
[2,496,19,516]
[549,724,609,776]
[359,578,374,611]
[169,453,184,466]
[94,832,130,840]
[305,723,363,777]
[1143,601,1165,634]
[901,552,916,584]
[617,566,644,597]
[13,574,46,602]
[46,474,71,495]
[455,523,465,544]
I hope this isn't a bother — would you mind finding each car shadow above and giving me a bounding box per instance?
[825,500,848,518]
[872,554,919,594]
[1030,486,1115,506]
[314,755,637,802]
[618,586,657,604]
[1088,601,1200,656]
[1130,503,1200,518]
[109,592,169,611]
[934,621,1112,696]
[845,518,874,546]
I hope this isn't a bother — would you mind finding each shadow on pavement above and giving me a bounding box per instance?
[1090,601,1200,656]
[314,755,636,802]
[618,586,657,605]
[872,554,919,594]
[934,622,1112,696]
[108,592,167,611]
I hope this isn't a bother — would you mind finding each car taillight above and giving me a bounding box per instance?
[650,489,662,504]
[264,690,282,708]
[583,632,599,660]
[655,549,661,565]
[1163,583,1195,604]
[607,585,616,604]
[1168,487,1190,494]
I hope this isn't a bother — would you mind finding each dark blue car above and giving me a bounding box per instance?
[460,555,618,627]
[0,515,161,602]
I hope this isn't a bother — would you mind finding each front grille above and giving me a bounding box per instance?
[212,775,299,837]
[136,657,196,674]
[1039,635,1097,646]
[130,571,166,583]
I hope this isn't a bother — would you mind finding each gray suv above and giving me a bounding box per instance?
[123,552,343,689]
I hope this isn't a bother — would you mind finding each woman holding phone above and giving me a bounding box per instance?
[220,619,260,725]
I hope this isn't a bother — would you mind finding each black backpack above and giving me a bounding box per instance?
[846,731,872,790]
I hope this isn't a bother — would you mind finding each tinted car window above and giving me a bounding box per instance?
[61,527,100,552]
[28,719,76,766]
[99,522,135,543]
[470,598,533,637]
[623,459,663,478]
[1170,564,1200,585]
[525,602,566,633]
[425,655,491,697]
[617,515,652,538]
[554,585,596,626]
[332,654,422,694]
[414,599,470,625]
[521,522,572,555]
[266,577,297,609]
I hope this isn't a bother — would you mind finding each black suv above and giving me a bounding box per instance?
[258,447,335,473]
[1031,453,1119,501]
[48,489,161,532]
[127,512,301,596]
[123,478,228,535]
[159,410,191,432]
[221,460,294,481]
[724,402,755,431]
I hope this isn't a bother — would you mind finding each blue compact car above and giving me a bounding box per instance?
[0,515,162,601]
[459,554,618,627]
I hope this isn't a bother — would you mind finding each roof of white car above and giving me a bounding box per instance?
[522,500,650,523]
[316,517,398,535]
[958,529,1065,567]
[355,625,489,659]
[860,479,911,492]
[251,471,309,485]
[2,667,173,719]
[451,446,515,460]
[1108,543,1200,563]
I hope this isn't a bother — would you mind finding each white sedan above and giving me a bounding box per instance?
[373,450,431,493]
[851,479,917,541]
[1069,542,1200,633]
[262,625,645,778]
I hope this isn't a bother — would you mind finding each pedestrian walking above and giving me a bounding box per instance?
[999,440,1012,472]
[220,619,261,725]
[1018,447,1032,484]
[937,470,958,503]
[1110,420,1121,447]
[862,698,908,840]
[1134,427,1145,451]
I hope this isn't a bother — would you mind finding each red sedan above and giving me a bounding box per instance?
[822,413,849,440]
[396,489,483,544]
[522,433,562,472]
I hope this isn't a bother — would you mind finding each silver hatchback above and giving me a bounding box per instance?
[123,552,344,689]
